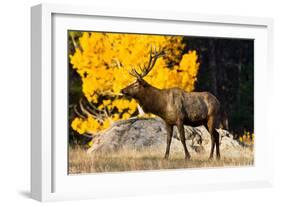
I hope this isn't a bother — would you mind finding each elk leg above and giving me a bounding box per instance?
[215,130,221,159]
[177,123,191,159]
[164,124,173,159]
[209,137,215,159]
[207,117,215,160]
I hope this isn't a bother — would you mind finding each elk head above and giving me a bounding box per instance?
[121,46,165,98]
[121,78,148,98]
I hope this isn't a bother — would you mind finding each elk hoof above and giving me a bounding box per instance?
[185,155,191,160]
[164,155,169,159]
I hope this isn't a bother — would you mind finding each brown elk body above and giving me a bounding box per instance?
[121,47,221,159]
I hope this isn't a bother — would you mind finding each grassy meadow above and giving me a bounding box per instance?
[68,146,254,174]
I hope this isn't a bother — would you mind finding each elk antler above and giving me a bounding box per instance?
[129,45,165,79]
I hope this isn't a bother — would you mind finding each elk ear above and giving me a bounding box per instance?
[136,78,143,84]
[136,77,142,82]
[138,78,149,87]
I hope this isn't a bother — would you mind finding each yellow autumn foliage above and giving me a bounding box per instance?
[70,32,200,134]
[239,131,254,145]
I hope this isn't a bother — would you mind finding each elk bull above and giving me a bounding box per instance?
[121,47,221,160]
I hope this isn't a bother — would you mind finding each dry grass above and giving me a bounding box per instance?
[68,145,254,174]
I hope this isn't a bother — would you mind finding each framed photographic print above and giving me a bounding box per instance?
[31,3,274,201]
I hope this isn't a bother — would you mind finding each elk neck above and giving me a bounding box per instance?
[134,85,163,115]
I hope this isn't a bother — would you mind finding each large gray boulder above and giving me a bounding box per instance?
[87,117,252,159]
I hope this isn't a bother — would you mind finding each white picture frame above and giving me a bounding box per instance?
[31,3,274,202]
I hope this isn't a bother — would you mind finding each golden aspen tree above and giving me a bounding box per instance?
[69,32,200,134]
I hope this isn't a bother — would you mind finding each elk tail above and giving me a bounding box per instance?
[219,110,229,130]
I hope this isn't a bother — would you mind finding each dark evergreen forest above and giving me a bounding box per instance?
[184,37,254,136]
